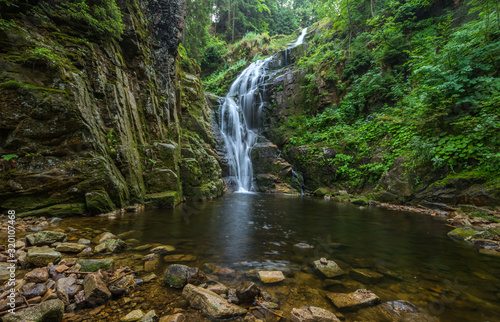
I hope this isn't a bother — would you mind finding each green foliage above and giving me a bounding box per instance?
[57,0,124,41]
[203,58,248,95]
[22,47,65,70]
[201,35,228,76]
[1,154,19,161]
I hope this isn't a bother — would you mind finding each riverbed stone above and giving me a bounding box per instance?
[447,227,476,240]
[350,268,384,283]
[163,254,197,262]
[121,309,144,321]
[313,259,345,278]
[2,299,64,322]
[182,284,247,319]
[95,239,127,253]
[24,267,49,283]
[55,243,87,253]
[92,232,117,244]
[22,283,47,299]
[163,264,207,288]
[159,313,185,322]
[207,283,229,295]
[27,247,62,266]
[139,310,158,322]
[236,281,261,303]
[77,258,114,272]
[151,245,176,255]
[257,271,285,283]
[83,273,112,306]
[26,231,66,246]
[326,289,380,311]
[291,306,341,322]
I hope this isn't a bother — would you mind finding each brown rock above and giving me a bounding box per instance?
[326,289,380,311]
[291,306,341,322]
[83,273,111,306]
[257,271,285,283]
[24,268,49,283]
[182,284,246,319]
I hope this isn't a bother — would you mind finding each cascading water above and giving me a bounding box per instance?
[219,28,307,192]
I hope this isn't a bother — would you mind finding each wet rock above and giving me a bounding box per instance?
[83,273,112,306]
[447,227,476,241]
[142,273,157,283]
[376,266,403,280]
[151,245,176,255]
[207,283,228,295]
[27,247,62,266]
[163,254,197,262]
[117,230,139,240]
[77,258,114,272]
[213,267,236,277]
[236,282,260,303]
[26,231,67,246]
[350,269,384,283]
[56,277,80,297]
[322,279,346,291]
[3,299,64,322]
[291,306,340,322]
[95,239,126,253]
[111,275,137,296]
[78,238,91,245]
[0,262,15,282]
[22,283,48,299]
[163,264,207,288]
[133,244,153,251]
[326,289,380,311]
[200,263,216,273]
[257,271,285,283]
[144,254,160,272]
[384,300,418,314]
[313,259,345,278]
[159,313,185,322]
[78,247,93,257]
[294,243,314,249]
[228,289,239,303]
[182,284,247,319]
[92,232,117,244]
[347,258,375,268]
[24,267,49,283]
[14,240,26,249]
[140,310,159,322]
[56,243,87,253]
[121,309,144,321]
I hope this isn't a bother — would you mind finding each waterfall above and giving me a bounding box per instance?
[219,28,308,192]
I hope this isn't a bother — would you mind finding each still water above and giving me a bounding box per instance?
[60,193,500,321]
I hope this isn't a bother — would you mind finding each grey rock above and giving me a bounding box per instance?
[26,231,66,246]
[27,247,62,267]
[3,299,64,322]
[182,284,246,319]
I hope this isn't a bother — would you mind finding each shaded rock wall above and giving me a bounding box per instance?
[0,0,224,216]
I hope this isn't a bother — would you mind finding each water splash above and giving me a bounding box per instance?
[218,28,308,192]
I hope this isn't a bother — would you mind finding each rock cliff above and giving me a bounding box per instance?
[0,0,224,216]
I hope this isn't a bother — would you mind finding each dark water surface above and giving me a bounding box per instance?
[60,193,500,321]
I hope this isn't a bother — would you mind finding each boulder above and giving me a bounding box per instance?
[26,231,66,246]
[83,273,112,306]
[182,284,247,319]
[0,262,15,282]
[2,299,64,322]
[313,259,344,278]
[77,258,114,272]
[92,232,117,244]
[326,289,380,311]
[55,243,87,253]
[22,283,47,299]
[151,245,175,255]
[163,264,207,288]
[159,313,185,322]
[27,248,62,266]
[78,238,91,245]
[257,271,285,283]
[291,306,341,322]
[350,269,384,284]
[24,268,49,283]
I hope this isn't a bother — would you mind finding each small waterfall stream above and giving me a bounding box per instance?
[218,28,307,192]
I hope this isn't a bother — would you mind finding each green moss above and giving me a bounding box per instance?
[18,203,86,217]
[350,198,369,206]
[145,191,181,208]
[313,188,328,196]
[447,227,476,241]
[77,258,114,272]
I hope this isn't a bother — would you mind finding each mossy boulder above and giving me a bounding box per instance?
[85,191,116,215]
[447,227,476,241]
[77,258,114,272]
[314,188,329,197]
[144,168,180,193]
[2,299,64,322]
[27,248,62,266]
[351,198,369,206]
[144,191,181,208]
[26,231,67,246]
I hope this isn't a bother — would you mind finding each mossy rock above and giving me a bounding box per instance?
[85,191,116,215]
[76,258,114,272]
[18,203,86,217]
[447,227,476,241]
[144,191,181,208]
[313,188,328,197]
[351,198,369,206]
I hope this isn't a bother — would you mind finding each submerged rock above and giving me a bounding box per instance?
[350,268,384,283]
[159,313,185,322]
[448,227,476,240]
[151,245,176,255]
[326,289,380,311]
[95,239,127,253]
[236,282,260,303]
[182,284,247,319]
[140,310,158,322]
[257,271,285,283]
[55,243,87,253]
[163,254,196,262]
[313,259,345,278]
[291,306,341,322]
[121,309,144,322]
[92,232,117,244]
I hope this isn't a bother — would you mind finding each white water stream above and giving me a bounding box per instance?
[218,28,307,192]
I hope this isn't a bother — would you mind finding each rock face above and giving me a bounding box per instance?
[326,289,380,311]
[182,284,247,319]
[0,0,223,217]
[3,299,64,322]
[291,306,341,322]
